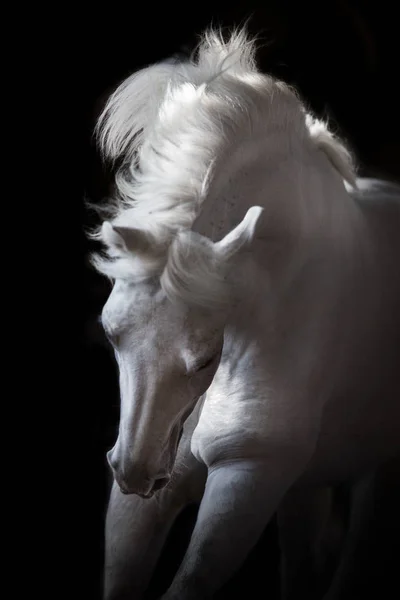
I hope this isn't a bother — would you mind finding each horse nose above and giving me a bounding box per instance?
[119,473,170,497]
[107,449,170,496]
[135,474,170,497]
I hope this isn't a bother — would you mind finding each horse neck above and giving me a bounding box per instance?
[196,132,365,359]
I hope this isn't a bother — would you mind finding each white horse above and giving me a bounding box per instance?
[90,28,400,600]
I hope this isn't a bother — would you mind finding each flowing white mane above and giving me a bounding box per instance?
[90,27,356,301]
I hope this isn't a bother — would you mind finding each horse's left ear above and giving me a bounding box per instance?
[215,206,264,258]
[101,221,157,254]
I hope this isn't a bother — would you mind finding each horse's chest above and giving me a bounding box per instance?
[190,391,271,465]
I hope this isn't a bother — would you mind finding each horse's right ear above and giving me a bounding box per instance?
[214,206,264,259]
[101,221,154,254]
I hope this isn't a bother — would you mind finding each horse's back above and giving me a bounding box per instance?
[302,177,400,485]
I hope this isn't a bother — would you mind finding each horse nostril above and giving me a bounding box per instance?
[151,476,170,492]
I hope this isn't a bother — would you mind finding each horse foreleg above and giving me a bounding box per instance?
[104,435,207,600]
[323,458,400,600]
[277,485,345,600]
[160,450,313,600]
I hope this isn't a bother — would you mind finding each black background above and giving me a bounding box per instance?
[78,2,400,598]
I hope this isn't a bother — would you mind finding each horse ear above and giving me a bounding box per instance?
[214,206,264,258]
[101,221,152,253]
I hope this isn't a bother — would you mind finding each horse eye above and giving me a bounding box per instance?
[197,355,216,371]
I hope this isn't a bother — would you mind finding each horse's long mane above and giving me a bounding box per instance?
[90,27,356,299]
